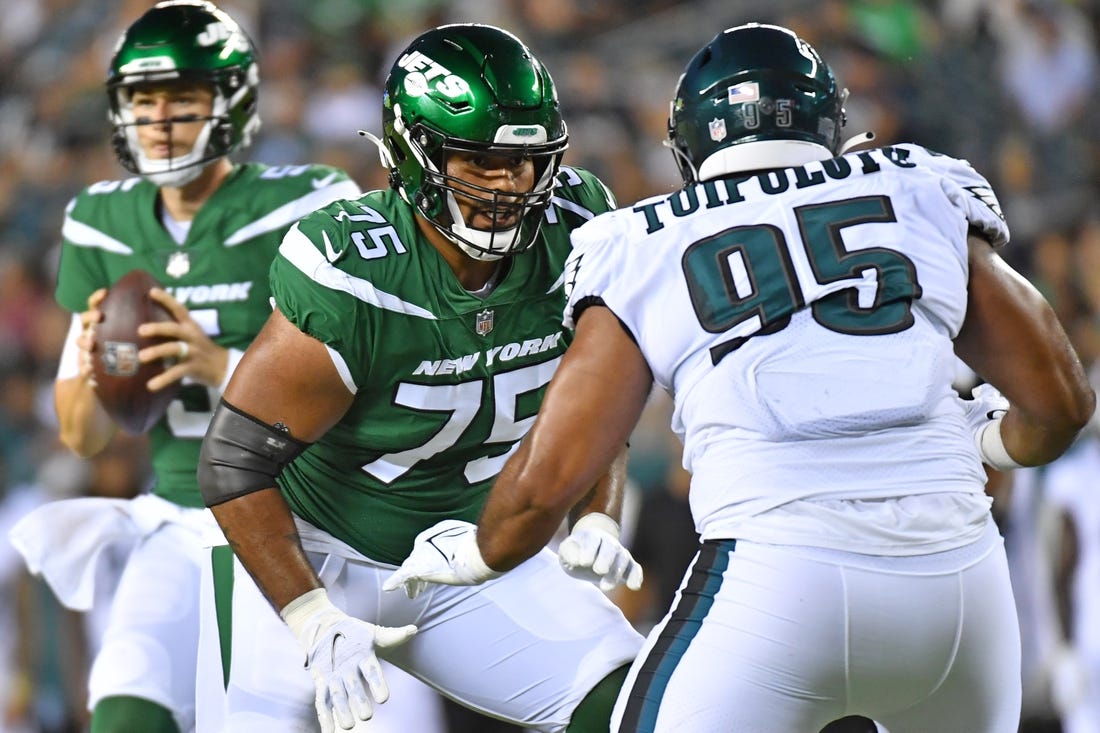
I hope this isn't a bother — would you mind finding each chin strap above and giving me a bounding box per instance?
[663,138,700,184]
[838,131,876,155]
[358,130,396,170]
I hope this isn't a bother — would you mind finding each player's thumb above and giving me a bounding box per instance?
[381,572,407,593]
[625,562,644,591]
[374,623,418,649]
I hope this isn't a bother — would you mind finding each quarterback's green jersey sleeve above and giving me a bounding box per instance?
[55,162,359,507]
[267,167,616,563]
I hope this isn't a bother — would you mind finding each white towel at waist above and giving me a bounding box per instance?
[8,494,223,611]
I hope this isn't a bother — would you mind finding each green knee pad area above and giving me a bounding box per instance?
[567,663,631,733]
[91,696,180,733]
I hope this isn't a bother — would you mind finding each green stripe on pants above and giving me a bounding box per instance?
[211,545,235,689]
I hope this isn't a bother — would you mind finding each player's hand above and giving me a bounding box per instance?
[137,288,228,392]
[962,383,1010,436]
[558,512,643,592]
[281,589,417,732]
[76,289,108,384]
[1050,643,1091,715]
[962,383,1024,471]
[382,519,501,599]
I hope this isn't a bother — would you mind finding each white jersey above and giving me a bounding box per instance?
[566,145,1009,553]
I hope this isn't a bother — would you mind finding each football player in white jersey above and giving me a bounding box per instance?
[385,23,1097,733]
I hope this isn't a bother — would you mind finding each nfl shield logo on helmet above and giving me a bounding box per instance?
[709,118,727,142]
[475,309,494,336]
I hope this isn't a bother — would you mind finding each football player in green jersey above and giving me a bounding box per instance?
[198,23,644,733]
[8,3,359,733]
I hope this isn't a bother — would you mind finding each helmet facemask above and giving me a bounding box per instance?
[392,115,566,261]
[376,23,569,261]
[111,82,222,187]
[107,1,260,187]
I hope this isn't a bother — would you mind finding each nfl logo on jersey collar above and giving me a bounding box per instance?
[166,251,190,279]
[476,309,494,336]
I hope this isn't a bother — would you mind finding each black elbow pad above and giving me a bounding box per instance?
[198,399,309,507]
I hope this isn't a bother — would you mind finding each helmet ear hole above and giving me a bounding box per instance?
[387,136,407,164]
[214,120,233,151]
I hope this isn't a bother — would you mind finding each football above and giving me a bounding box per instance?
[92,268,180,434]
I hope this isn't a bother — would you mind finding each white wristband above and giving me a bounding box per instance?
[457,529,498,580]
[280,587,335,641]
[572,512,621,539]
[977,416,1023,471]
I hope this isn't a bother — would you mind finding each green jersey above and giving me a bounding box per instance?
[56,163,360,507]
[270,166,616,563]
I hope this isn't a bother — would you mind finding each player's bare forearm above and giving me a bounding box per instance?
[955,235,1095,464]
[54,376,117,457]
[210,488,322,611]
[477,306,653,570]
[568,447,628,528]
[208,309,356,610]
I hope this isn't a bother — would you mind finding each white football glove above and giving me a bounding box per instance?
[1050,643,1091,715]
[962,383,1020,470]
[963,383,1009,434]
[382,519,501,599]
[558,513,643,593]
[281,589,417,732]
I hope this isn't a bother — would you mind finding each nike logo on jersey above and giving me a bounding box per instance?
[311,172,340,190]
[322,230,343,262]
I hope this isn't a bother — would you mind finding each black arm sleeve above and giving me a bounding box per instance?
[198,399,310,507]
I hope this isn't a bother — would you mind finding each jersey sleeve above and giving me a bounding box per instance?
[925,150,1009,248]
[54,194,113,313]
[290,164,363,217]
[269,204,370,389]
[562,209,634,330]
[554,166,618,220]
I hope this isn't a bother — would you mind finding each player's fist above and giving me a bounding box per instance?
[558,513,643,592]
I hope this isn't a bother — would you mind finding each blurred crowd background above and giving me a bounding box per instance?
[2,0,1100,731]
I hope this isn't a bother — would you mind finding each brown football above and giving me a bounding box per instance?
[92,269,180,434]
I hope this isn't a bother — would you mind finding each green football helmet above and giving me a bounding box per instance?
[375,23,568,261]
[668,23,848,184]
[107,0,260,187]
